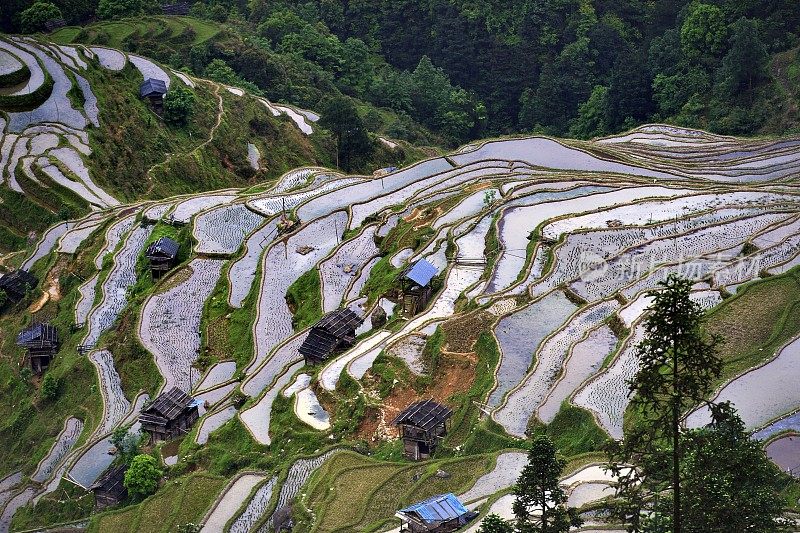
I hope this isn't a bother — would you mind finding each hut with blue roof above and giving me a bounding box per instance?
[395,493,475,532]
[399,258,438,316]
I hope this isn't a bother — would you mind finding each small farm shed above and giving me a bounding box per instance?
[395,493,474,532]
[399,259,437,316]
[144,236,179,277]
[392,399,452,461]
[0,269,38,303]
[299,308,363,365]
[91,464,128,509]
[140,78,168,111]
[16,323,59,374]
[44,18,66,31]
[139,387,200,443]
[161,2,191,15]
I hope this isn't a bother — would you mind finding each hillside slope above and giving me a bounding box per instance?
[0,33,418,258]
[1,123,800,531]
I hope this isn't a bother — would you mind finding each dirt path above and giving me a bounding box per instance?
[144,82,225,195]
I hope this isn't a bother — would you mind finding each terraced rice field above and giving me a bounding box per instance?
[193,203,264,255]
[84,224,153,348]
[31,417,84,484]
[5,50,800,530]
[89,349,131,436]
[140,258,225,392]
[200,473,267,533]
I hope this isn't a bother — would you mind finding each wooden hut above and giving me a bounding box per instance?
[161,2,191,15]
[144,236,179,278]
[0,269,38,303]
[399,259,437,316]
[395,493,474,532]
[298,308,363,365]
[140,78,168,112]
[91,464,128,509]
[16,323,59,374]
[392,399,452,461]
[44,18,66,32]
[139,387,199,443]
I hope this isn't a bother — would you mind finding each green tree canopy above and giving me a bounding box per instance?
[680,3,728,61]
[318,95,372,172]
[124,454,162,499]
[608,274,722,533]
[513,434,583,532]
[111,427,142,465]
[162,86,196,126]
[40,373,58,400]
[478,513,514,533]
[96,0,141,20]
[715,17,768,101]
[674,402,793,532]
[570,85,609,139]
[19,1,62,33]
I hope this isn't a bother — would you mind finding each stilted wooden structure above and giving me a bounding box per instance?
[395,493,475,532]
[16,323,59,374]
[399,259,437,316]
[392,399,452,461]
[144,236,179,278]
[139,387,199,443]
[91,464,128,509]
[298,308,363,365]
[0,269,38,303]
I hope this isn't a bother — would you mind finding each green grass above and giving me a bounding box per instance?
[201,258,257,371]
[87,472,226,532]
[48,26,82,43]
[445,332,502,447]
[0,253,105,478]
[286,268,323,331]
[544,403,609,457]
[53,17,220,48]
[703,270,800,386]
[302,451,495,532]
[361,255,400,305]
[176,16,220,44]
[11,480,95,530]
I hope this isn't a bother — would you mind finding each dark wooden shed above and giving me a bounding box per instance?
[392,399,452,461]
[396,493,474,532]
[299,308,363,365]
[140,78,168,111]
[16,323,59,374]
[161,2,191,15]
[0,269,38,303]
[44,18,66,32]
[399,259,437,316]
[139,387,199,443]
[91,464,128,509]
[144,236,179,278]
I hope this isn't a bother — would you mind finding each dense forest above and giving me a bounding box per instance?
[3,0,800,145]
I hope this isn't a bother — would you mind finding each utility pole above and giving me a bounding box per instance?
[334,217,340,244]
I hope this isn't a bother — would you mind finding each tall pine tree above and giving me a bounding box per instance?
[513,435,582,533]
[608,274,722,532]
